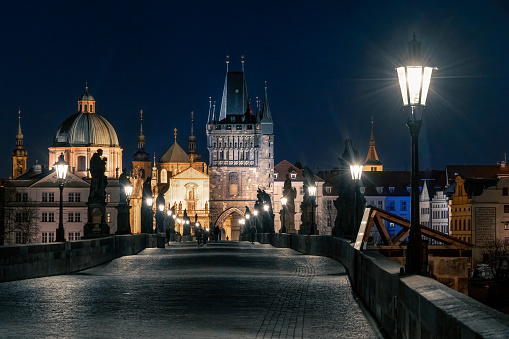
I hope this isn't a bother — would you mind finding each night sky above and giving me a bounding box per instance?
[0,1,508,178]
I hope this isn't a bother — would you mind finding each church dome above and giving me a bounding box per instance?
[52,112,119,147]
[53,88,119,147]
[79,92,95,101]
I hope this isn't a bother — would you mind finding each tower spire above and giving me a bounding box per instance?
[174,128,177,143]
[190,111,194,136]
[226,55,229,72]
[241,55,245,72]
[364,117,383,171]
[12,107,28,179]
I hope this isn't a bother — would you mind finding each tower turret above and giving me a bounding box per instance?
[132,110,151,179]
[188,111,201,162]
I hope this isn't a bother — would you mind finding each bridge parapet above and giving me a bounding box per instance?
[0,234,163,282]
[256,233,509,338]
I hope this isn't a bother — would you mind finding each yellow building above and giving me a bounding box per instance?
[449,176,472,243]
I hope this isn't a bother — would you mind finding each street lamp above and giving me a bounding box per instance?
[280,197,287,233]
[146,198,153,207]
[396,34,433,275]
[55,153,68,242]
[308,185,316,235]
[350,164,363,239]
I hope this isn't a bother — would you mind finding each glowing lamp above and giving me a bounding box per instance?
[308,185,317,197]
[146,198,153,206]
[350,165,363,181]
[281,197,287,206]
[124,183,133,199]
[253,210,258,216]
[54,153,68,180]
[158,204,164,212]
[263,204,269,212]
[240,219,245,225]
[396,66,433,107]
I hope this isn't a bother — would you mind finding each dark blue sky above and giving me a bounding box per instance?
[0,1,508,178]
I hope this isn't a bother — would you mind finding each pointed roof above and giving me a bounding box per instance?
[159,141,190,163]
[218,71,249,120]
[365,118,382,166]
[134,110,150,162]
[260,82,273,123]
[274,160,323,182]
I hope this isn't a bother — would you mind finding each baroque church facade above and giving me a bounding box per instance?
[206,60,274,240]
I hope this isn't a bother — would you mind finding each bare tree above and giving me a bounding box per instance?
[3,189,40,244]
[318,198,336,235]
[480,239,509,278]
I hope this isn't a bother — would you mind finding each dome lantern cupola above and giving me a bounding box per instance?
[78,83,96,113]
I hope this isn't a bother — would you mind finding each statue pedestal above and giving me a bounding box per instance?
[116,203,132,235]
[84,202,110,238]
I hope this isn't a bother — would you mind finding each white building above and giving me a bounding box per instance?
[3,164,121,244]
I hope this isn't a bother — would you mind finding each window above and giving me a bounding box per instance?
[42,232,48,243]
[226,125,231,130]
[15,231,23,244]
[389,223,395,228]
[48,213,55,222]
[77,156,86,171]
[15,212,28,222]
[389,187,395,194]
[42,212,48,222]
[360,187,365,194]
[236,125,242,130]
[68,193,81,202]
[326,187,332,194]
[299,186,304,195]
[69,193,74,202]
[48,193,54,202]
[504,222,509,230]
[376,187,383,194]
[15,192,28,202]
[273,174,278,179]
[326,200,333,210]
[48,232,55,242]
[68,213,74,222]
[504,187,508,196]
[291,173,296,179]
[401,201,407,211]
[69,232,74,241]
[42,192,48,202]
[504,205,509,213]
[377,200,383,209]
[388,200,395,211]
[68,232,81,241]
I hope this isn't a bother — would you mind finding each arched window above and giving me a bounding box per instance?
[77,156,86,171]
[161,169,167,183]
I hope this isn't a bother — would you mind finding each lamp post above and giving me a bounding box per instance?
[350,164,363,239]
[280,197,287,233]
[308,185,317,235]
[396,34,433,275]
[116,178,133,235]
[55,153,68,242]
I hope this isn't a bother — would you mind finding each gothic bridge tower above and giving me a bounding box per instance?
[206,57,274,240]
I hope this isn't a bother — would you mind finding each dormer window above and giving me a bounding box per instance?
[326,187,332,194]
[360,187,366,194]
[389,187,395,194]
[376,187,383,194]
[291,173,296,179]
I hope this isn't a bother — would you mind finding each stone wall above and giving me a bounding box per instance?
[0,234,163,282]
[256,233,509,338]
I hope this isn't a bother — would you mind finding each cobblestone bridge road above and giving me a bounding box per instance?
[0,242,384,338]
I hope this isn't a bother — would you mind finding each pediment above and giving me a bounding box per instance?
[171,167,209,180]
[31,171,90,188]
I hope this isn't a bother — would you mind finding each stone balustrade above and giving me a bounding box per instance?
[256,233,509,339]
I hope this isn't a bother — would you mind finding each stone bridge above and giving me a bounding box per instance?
[1,234,509,338]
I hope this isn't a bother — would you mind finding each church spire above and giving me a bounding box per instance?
[188,111,200,162]
[364,117,383,171]
[12,108,28,179]
[133,109,149,163]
